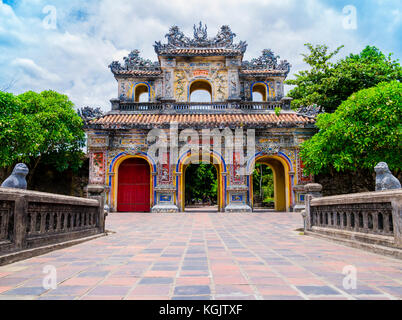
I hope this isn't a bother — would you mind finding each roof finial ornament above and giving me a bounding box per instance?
[193,21,207,41]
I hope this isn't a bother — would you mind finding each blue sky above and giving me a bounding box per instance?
[0,0,401,110]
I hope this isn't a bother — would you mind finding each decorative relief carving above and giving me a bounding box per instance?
[90,152,105,184]
[88,135,109,148]
[109,50,160,73]
[154,22,247,54]
[242,49,291,76]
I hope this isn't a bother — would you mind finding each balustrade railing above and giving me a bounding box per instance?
[304,189,402,250]
[117,100,289,112]
[310,203,394,236]
[0,188,105,261]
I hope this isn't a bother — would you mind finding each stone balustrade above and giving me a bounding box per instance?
[116,100,289,112]
[0,188,105,259]
[303,189,402,257]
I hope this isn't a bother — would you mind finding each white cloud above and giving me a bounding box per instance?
[0,0,400,110]
[11,58,61,82]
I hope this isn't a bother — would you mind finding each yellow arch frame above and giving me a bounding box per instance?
[252,83,267,102]
[189,79,213,102]
[249,155,291,212]
[110,155,154,212]
[177,152,225,212]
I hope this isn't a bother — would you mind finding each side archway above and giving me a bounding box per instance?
[108,153,156,212]
[248,154,292,211]
[252,83,267,102]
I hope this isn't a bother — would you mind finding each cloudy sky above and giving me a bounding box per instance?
[0,0,400,111]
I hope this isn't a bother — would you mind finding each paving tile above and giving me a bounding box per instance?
[139,277,174,285]
[172,296,211,300]
[175,277,211,286]
[87,286,131,296]
[263,295,305,300]
[0,287,13,294]
[45,285,90,296]
[1,211,400,301]
[125,295,169,300]
[174,285,211,295]
[80,296,123,300]
[129,284,172,296]
[296,285,341,295]
[256,285,299,296]
[61,277,102,286]
[3,286,48,296]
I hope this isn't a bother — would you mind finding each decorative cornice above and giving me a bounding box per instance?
[154,22,248,56]
[242,49,291,76]
[109,50,160,74]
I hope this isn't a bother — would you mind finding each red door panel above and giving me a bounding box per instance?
[117,158,150,212]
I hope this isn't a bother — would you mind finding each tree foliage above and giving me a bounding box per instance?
[300,81,402,175]
[185,163,218,205]
[0,90,85,174]
[286,44,402,113]
[252,163,274,203]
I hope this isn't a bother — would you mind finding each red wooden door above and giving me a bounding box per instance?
[117,158,150,212]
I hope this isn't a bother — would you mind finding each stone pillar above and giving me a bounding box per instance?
[302,183,323,231]
[151,185,179,213]
[392,197,402,246]
[226,57,241,100]
[85,185,106,232]
[224,184,252,213]
[14,195,27,250]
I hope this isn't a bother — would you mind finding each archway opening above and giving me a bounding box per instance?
[252,156,287,211]
[252,83,267,102]
[190,80,212,102]
[117,157,151,212]
[184,163,218,212]
[252,163,274,210]
[134,84,149,102]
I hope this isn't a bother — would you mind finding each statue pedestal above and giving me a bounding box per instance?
[224,185,252,213]
[151,185,179,213]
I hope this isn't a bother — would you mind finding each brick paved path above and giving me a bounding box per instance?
[0,210,401,300]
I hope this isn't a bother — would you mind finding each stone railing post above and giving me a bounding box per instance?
[14,195,27,250]
[302,183,323,231]
[391,197,402,246]
[85,185,106,232]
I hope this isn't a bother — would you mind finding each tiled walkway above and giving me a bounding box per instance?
[0,210,401,300]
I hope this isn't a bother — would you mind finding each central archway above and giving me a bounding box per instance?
[177,152,225,212]
[183,163,218,212]
[189,80,212,102]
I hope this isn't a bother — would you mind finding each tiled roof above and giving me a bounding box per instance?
[157,48,242,56]
[89,113,314,129]
[113,70,161,76]
[240,69,286,75]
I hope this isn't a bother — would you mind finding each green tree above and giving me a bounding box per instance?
[0,90,85,178]
[252,164,274,203]
[300,81,402,175]
[185,163,217,205]
[286,44,401,113]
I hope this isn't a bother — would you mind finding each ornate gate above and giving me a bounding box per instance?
[117,158,150,212]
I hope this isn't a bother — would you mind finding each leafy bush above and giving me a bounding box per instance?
[300,81,402,175]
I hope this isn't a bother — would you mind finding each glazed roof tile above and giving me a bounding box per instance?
[90,113,314,129]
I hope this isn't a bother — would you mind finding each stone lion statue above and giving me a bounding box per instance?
[1,163,29,190]
[374,162,401,191]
